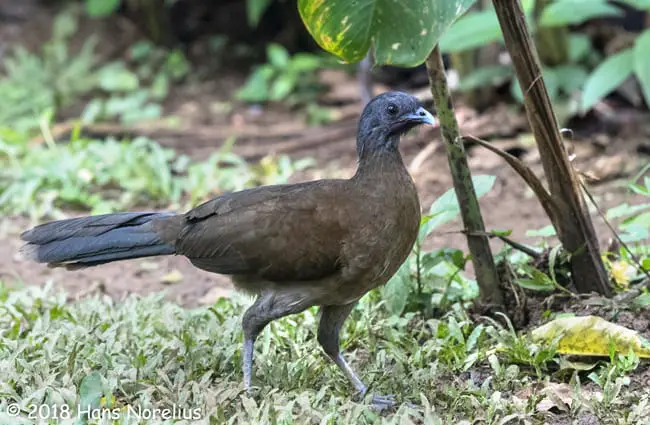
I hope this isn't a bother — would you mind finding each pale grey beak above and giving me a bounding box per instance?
[404,106,435,126]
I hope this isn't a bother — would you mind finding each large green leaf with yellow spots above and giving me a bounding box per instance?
[298,0,477,67]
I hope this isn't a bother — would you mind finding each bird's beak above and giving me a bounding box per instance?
[404,107,436,126]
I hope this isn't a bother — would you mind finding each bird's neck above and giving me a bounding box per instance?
[353,136,408,180]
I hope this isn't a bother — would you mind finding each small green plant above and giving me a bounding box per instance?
[0,132,313,221]
[587,348,639,407]
[0,10,188,137]
[236,44,326,105]
[82,40,191,124]
[0,11,97,135]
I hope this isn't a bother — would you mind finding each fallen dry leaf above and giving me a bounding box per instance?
[161,269,183,285]
[531,315,650,358]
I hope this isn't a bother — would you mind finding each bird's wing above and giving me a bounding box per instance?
[175,181,352,283]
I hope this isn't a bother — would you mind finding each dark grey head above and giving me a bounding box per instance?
[356,91,435,158]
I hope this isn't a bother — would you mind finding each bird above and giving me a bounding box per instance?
[19,91,435,406]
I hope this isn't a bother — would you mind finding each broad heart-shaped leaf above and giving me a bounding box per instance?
[581,48,634,112]
[418,175,496,241]
[539,0,623,27]
[298,0,477,67]
[634,29,650,109]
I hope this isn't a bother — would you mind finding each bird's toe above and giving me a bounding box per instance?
[369,393,396,411]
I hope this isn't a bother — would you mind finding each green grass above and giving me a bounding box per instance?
[1,283,648,425]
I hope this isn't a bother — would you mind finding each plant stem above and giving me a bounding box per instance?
[491,0,611,296]
[425,45,504,310]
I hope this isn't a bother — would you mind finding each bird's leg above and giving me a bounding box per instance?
[318,303,395,410]
[241,291,311,391]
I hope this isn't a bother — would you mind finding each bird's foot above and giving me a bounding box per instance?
[369,393,396,411]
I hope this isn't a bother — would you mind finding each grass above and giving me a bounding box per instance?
[1,282,649,425]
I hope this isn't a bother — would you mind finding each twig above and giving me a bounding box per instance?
[464,229,542,259]
[463,134,560,230]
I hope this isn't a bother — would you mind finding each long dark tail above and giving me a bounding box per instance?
[20,212,179,269]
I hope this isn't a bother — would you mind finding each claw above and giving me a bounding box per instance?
[370,393,396,410]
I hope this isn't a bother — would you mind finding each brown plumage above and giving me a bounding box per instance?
[19,91,435,406]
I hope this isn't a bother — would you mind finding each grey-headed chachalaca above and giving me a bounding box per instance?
[20,91,435,405]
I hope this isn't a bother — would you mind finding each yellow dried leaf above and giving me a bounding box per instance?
[608,259,634,289]
[161,269,183,284]
[531,315,650,358]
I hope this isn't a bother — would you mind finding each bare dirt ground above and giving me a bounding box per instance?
[0,0,648,308]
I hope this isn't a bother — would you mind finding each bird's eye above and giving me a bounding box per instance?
[386,104,398,115]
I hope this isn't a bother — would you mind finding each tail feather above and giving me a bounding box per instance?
[20,212,178,269]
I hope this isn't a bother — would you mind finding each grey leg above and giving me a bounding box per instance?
[318,303,395,409]
[241,291,311,391]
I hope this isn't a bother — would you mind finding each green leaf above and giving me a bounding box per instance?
[466,324,484,352]
[246,0,273,27]
[606,202,650,220]
[98,64,139,92]
[85,0,121,17]
[582,48,634,112]
[526,224,556,237]
[290,53,323,72]
[458,65,513,91]
[539,0,623,27]
[419,175,496,240]
[511,67,560,103]
[53,12,78,40]
[81,99,103,123]
[491,229,512,237]
[634,29,650,109]
[510,78,524,104]
[616,0,650,9]
[270,73,296,100]
[635,293,650,308]
[642,258,650,271]
[568,34,592,63]
[514,278,555,292]
[439,10,502,53]
[235,66,273,102]
[267,44,290,68]
[382,260,412,315]
[298,0,478,66]
[77,371,104,423]
[554,64,588,95]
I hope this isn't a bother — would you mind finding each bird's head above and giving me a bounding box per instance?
[356,91,435,158]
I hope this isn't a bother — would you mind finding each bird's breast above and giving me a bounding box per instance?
[337,175,420,300]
